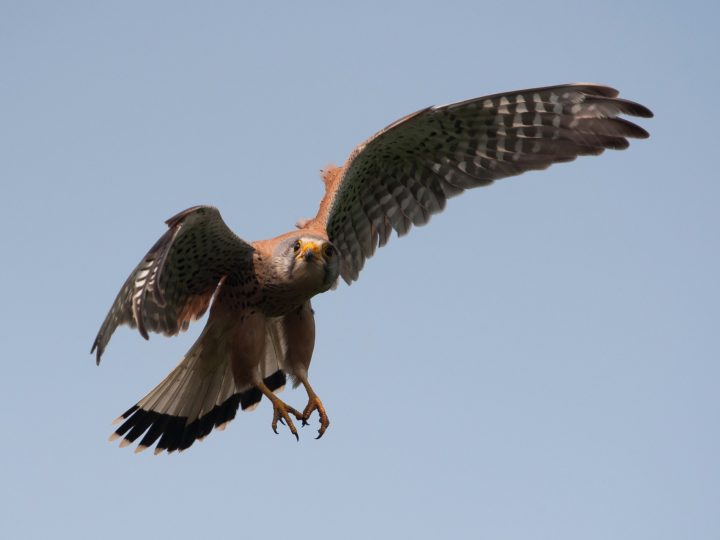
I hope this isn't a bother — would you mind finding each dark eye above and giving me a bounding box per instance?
[293,240,302,252]
[324,245,334,258]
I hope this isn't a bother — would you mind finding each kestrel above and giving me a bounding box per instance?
[93,83,652,454]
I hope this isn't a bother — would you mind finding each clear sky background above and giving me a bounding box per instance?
[1,1,718,539]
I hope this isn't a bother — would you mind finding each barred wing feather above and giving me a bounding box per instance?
[318,83,652,283]
[91,206,254,364]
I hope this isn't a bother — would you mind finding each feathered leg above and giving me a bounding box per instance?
[229,308,305,440]
[281,301,331,438]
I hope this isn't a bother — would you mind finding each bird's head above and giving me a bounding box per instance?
[273,235,339,292]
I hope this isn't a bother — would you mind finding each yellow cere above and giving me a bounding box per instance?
[299,240,323,260]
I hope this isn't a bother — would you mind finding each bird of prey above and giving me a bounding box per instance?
[92,83,652,454]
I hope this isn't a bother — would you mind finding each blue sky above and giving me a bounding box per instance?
[1,1,718,539]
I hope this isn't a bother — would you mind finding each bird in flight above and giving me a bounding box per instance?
[93,83,652,454]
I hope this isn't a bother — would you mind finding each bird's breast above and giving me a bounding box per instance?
[253,261,331,318]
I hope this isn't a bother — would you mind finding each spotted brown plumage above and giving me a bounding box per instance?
[306,84,652,282]
[91,206,255,363]
[94,83,652,453]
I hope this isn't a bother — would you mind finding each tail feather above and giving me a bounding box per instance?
[110,319,290,454]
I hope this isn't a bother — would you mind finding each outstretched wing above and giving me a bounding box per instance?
[92,205,254,364]
[308,83,652,283]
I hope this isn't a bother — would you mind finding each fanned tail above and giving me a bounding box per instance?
[109,320,288,454]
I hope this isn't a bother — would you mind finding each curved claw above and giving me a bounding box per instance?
[316,419,329,439]
[315,421,330,440]
[302,395,330,439]
[270,400,303,440]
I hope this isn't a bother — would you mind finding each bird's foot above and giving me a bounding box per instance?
[301,394,330,439]
[270,399,304,441]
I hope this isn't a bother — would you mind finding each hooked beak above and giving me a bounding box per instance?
[298,241,324,263]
